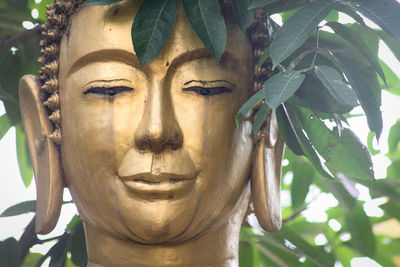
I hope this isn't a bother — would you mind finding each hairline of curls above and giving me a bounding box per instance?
[39,0,272,145]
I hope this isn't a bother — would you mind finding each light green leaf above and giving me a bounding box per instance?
[182,0,226,62]
[270,0,334,68]
[326,22,385,83]
[333,52,383,139]
[236,89,264,126]
[291,158,314,209]
[314,65,358,108]
[345,203,376,257]
[248,0,280,9]
[132,0,178,67]
[264,70,305,109]
[325,10,338,22]
[295,107,374,180]
[379,60,400,96]
[0,200,36,217]
[232,0,255,33]
[0,114,11,140]
[352,0,400,41]
[252,103,270,134]
[239,241,260,267]
[22,253,43,267]
[15,123,33,188]
[388,121,400,155]
[82,0,123,6]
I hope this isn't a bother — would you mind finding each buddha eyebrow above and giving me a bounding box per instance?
[184,80,236,87]
[85,79,131,86]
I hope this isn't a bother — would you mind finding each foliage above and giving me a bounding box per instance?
[0,0,400,266]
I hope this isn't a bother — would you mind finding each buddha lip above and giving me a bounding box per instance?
[119,172,196,184]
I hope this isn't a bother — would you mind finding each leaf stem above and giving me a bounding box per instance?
[311,26,321,66]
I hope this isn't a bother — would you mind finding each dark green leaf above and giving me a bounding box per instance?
[0,114,11,140]
[182,0,226,62]
[36,234,70,267]
[380,202,400,221]
[0,200,36,217]
[69,221,87,267]
[232,0,255,33]
[291,158,314,209]
[332,52,383,139]
[252,103,270,134]
[6,0,27,10]
[132,0,178,66]
[326,22,386,83]
[0,238,20,267]
[264,70,305,109]
[314,65,358,108]
[345,203,376,257]
[236,89,264,126]
[16,123,33,188]
[295,107,374,180]
[248,0,280,9]
[256,46,270,69]
[82,0,123,6]
[352,0,400,41]
[276,105,304,155]
[270,0,335,68]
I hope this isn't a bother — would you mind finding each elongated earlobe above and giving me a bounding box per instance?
[251,111,285,232]
[19,75,64,234]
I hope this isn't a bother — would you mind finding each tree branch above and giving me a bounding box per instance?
[0,24,41,52]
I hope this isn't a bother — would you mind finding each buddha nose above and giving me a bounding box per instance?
[134,81,183,153]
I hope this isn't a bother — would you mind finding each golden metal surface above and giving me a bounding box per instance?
[19,1,284,266]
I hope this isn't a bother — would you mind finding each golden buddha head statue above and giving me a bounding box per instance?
[19,0,284,264]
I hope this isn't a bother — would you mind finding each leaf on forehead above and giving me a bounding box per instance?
[232,0,255,33]
[182,0,226,63]
[132,0,179,67]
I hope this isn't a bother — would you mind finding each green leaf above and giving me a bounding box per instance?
[295,107,374,181]
[388,120,400,155]
[270,0,335,68]
[345,203,376,257]
[36,234,70,267]
[182,0,226,62]
[236,89,264,126]
[0,238,20,267]
[252,103,270,134]
[367,132,380,156]
[275,225,335,266]
[323,178,356,211]
[352,0,400,41]
[264,70,305,109]
[332,52,383,139]
[379,60,400,96]
[256,46,270,69]
[284,104,334,178]
[325,10,338,22]
[132,0,178,67]
[325,22,386,83]
[276,105,304,155]
[239,241,260,267]
[248,0,280,9]
[334,3,365,25]
[354,178,400,204]
[6,0,27,10]
[0,200,36,217]
[0,114,11,140]
[314,65,357,108]
[15,123,33,188]
[22,253,43,267]
[82,0,123,6]
[232,0,255,33]
[380,202,400,221]
[291,158,314,209]
[69,221,87,267]
[377,30,400,63]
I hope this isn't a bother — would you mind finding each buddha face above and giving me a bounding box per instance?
[58,1,254,243]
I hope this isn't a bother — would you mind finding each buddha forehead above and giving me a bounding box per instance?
[58,2,253,79]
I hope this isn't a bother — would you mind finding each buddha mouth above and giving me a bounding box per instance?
[119,172,197,199]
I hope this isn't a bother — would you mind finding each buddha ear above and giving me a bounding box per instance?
[251,111,285,232]
[19,75,64,235]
